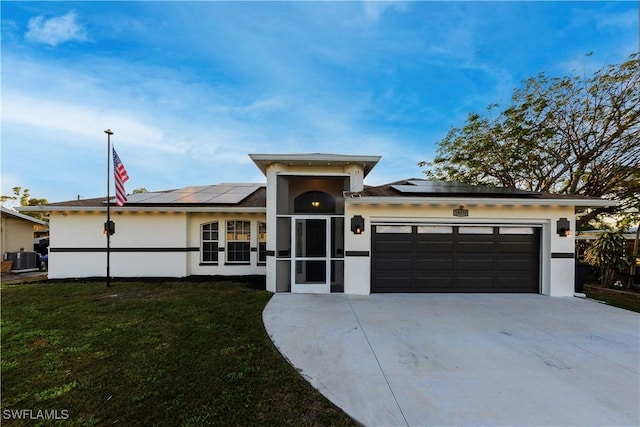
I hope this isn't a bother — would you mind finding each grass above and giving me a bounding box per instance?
[584,284,640,313]
[1,280,358,426]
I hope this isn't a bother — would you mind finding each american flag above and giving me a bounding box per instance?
[112,148,130,206]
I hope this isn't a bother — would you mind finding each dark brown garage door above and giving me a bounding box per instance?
[372,225,540,293]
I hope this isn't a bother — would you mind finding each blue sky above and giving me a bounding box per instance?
[1,1,638,204]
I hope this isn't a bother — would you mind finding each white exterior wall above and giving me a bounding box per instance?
[48,211,189,279]
[49,211,269,279]
[265,165,279,293]
[187,213,267,277]
[343,202,577,296]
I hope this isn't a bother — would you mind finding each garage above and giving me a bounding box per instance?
[372,225,540,293]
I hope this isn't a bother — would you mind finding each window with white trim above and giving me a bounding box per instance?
[227,220,251,263]
[201,222,219,263]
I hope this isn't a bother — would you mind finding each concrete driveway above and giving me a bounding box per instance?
[263,294,640,426]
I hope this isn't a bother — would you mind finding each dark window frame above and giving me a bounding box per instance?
[258,221,267,264]
[226,220,251,263]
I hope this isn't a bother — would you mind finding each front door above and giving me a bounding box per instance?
[292,217,330,293]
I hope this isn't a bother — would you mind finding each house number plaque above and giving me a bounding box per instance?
[453,205,469,217]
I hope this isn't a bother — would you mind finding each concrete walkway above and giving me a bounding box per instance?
[263,294,640,426]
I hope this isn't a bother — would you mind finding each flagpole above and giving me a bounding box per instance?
[104,129,113,287]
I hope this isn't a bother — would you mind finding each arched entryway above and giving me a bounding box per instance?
[294,191,336,214]
[291,191,343,293]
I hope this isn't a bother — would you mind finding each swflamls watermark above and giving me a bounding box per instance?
[2,409,69,421]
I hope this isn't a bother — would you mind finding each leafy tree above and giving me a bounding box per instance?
[0,187,48,220]
[1,187,25,206]
[132,187,149,194]
[420,53,640,228]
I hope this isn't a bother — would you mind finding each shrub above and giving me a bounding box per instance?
[584,230,633,287]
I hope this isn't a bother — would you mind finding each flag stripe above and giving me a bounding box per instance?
[112,148,129,207]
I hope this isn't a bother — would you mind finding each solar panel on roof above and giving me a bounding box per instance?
[122,192,164,203]
[139,192,194,203]
[226,186,258,194]
[205,193,249,203]
[392,183,538,196]
[407,180,466,187]
[117,183,263,205]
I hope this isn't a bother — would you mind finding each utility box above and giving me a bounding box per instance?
[4,251,39,271]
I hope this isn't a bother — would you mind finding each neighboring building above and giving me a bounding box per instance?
[19,153,614,296]
[1,206,48,254]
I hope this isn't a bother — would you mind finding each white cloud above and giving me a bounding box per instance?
[2,92,186,154]
[361,1,408,23]
[25,11,87,46]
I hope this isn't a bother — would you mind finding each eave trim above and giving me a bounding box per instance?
[345,196,616,208]
[18,206,266,213]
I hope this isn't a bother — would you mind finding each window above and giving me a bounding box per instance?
[201,222,219,263]
[499,227,535,234]
[375,225,412,234]
[458,226,494,234]
[227,220,251,263]
[258,222,267,264]
[417,225,453,234]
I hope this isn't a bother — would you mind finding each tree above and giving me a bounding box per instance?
[420,53,640,228]
[1,186,25,206]
[132,187,149,194]
[0,187,49,221]
[583,229,633,287]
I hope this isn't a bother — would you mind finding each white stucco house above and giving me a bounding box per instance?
[19,153,615,296]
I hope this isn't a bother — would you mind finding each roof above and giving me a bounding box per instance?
[19,185,267,213]
[361,179,554,198]
[123,183,263,205]
[17,178,615,213]
[353,179,616,208]
[392,180,540,196]
[1,206,48,225]
[249,153,381,177]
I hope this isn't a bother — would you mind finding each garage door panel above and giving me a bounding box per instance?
[374,241,412,254]
[415,276,454,291]
[458,259,495,271]
[458,242,494,253]
[416,241,454,253]
[496,259,535,271]
[498,242,536,253]
[457,276,496,291]
[416,235,454,243]
[416,259,454,271]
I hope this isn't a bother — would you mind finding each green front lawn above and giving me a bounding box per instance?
[1,281,357,426]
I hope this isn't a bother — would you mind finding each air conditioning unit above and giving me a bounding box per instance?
[4,251,38,271]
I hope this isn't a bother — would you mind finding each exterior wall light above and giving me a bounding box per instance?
[103,220,115,236]
[557,217,572,237]
[351,215,365,235]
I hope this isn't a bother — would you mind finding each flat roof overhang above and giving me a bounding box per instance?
[346,196,617,210]
[17,206,266,214]
[1,207,48,225]
[249,153,381,177]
